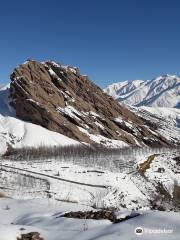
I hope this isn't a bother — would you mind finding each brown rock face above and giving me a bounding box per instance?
[17,232,43,240]
[9,60,175,147]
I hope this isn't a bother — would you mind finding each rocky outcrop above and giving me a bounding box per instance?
[59,210,139,223]
[61,210,116,222]
[17,232,43,240]
[9,59,178,147]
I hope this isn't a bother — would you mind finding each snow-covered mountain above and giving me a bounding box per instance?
[0,61,180,154]
[139,106,180,128]
[104,74,180,108]
[6,59,180,149]
[1,68,180,240]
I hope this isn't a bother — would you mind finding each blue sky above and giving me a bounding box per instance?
[1,0,180,88]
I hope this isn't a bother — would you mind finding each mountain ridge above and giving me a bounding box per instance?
[0,60,179,153]
[104,74,180,108]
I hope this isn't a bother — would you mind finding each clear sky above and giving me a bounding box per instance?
[1,0,180,88]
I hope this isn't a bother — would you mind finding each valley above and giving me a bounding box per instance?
[0,147,180,240]
[0,60,179,240]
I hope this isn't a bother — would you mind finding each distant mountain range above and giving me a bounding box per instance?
[104,74,180,108]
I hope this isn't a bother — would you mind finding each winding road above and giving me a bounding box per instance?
[0,164,108,189]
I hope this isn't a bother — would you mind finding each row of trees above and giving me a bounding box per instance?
[4,144,175,160]
[3,145,174,160]
[2,144,178,172]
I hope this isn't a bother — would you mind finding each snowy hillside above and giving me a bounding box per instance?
[1,148,180,210]
[127,105,180,144]
[0,197,179,240]
[139,106,180,128]
[104,74,180,108]
[0,85,79,155]
[0,148,180,239]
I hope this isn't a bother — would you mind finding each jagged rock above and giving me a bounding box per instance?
[60,210,116,222]
[9,59,176,147]
[17,232,43,240]
[60,210,139,223]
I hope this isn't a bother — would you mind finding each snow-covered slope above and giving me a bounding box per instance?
[137,151,180,202]
[105,80,144,99]
[1,148,180,211]
[104,74,180,108]
[0,149,180,239]
[128,105,180,144]
[140,106,180,128]
[1,198,180,240]
[0,85,79,155]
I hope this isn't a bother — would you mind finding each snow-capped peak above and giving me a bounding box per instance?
[104,74,180,108]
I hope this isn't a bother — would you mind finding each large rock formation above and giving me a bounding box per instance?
[9,60,179,147]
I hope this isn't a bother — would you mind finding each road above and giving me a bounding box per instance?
[0,164,108,189]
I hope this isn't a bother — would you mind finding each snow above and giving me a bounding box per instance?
[78,127,128,148]
[48,68,62,81]
[114,116,123,123]
[0,147,180,239]
[48,68,57,76]
[0,86,80,155]
[104,74,180,109]
[89,111,100,118]
[0,115,79,155]
[1,153,155,209]
[56,105,82,121]
[0,78,179,239]
[47,61,78,74]
[139,152,180,198]
[104,80,144,99]
[140,106,180,128]
[94,121,105,130]
[0,198,180,240]
[69,67,77,74]
[26,98,40,106]
[0,84,15,116]
[115,209,139,220]
[129,106,180,145]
